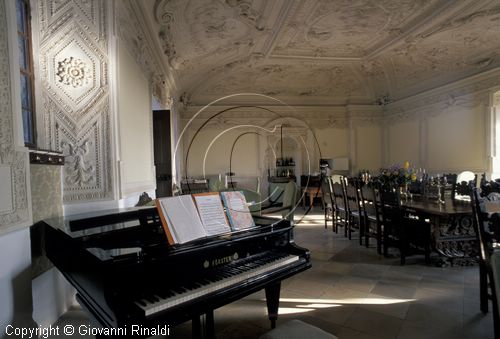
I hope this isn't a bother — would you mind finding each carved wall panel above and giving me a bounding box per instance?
[37,0,112,202]
[0,0,30,232]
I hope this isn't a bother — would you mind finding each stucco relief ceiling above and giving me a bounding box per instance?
[140,0,500,106]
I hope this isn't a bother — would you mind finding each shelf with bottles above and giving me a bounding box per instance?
[276,157,295,167]
[275,168,295,178]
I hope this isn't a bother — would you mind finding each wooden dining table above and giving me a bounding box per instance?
[400,196,475,266]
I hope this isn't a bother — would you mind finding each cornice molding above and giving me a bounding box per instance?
[180,104,384,130]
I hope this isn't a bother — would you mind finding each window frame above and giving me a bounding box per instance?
[16,0,37,148]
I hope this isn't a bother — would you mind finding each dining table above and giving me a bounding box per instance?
[400,196,475,266]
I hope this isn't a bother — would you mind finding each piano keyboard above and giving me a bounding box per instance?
[135,253,299,316]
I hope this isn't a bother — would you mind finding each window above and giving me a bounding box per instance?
[16,0,36,147]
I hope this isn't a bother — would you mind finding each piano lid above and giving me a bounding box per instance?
[42,206,158,239]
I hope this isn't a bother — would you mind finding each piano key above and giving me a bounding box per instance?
[136,254,301,317]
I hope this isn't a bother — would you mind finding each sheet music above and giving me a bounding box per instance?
[158,195,206,243]
[193,193,231,236]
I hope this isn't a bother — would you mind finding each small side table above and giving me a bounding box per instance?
[302,186,322,209]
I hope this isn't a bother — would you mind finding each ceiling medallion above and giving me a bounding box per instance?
[56,57,92,88]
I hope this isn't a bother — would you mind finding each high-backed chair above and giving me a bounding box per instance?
[345,182,363,243]
[360,185,382,254]
[380,189,431,265]
[471,188,500,337]
[321,177,334,230]
[442,173,457,199]
[332,182,348,235]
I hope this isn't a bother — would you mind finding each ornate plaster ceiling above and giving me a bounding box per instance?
[139,0,500,106]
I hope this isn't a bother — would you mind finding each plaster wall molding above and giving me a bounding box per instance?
[36,0,113,203]
[493,90,500,107]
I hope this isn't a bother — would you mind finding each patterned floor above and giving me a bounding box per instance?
[48,210,494,339]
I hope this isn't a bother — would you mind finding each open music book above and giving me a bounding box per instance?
[156,191,255,245]
[220,191,255,231]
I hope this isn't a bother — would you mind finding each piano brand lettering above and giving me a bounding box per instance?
[210,253,237,267]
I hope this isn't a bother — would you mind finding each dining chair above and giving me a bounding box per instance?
[380,189,402,259]
[442,173,457,199]
[480,175,500,197]
[321,177,335,231]
[380,189,431,265]
[345,182,363,244]
[332,182,348,236]
[471,188,500,337]
[360,185,383,254]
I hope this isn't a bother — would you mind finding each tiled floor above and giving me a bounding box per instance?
[50,210,495,338]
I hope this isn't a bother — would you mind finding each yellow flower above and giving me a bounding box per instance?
[411,173,417,181]
[404,161,410,170]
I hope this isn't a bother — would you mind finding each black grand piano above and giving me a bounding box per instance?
[42,207,311,338]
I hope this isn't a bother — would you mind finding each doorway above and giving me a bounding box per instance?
[153,110,172,197]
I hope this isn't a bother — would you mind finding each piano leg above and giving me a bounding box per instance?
[265,282,281,329]
[192,316,201,338]
[206,311,215,339]
[192,311,215,339]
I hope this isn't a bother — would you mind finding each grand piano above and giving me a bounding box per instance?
[42,206,311,338]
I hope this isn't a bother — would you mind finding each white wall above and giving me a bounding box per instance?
[382,70,500,174]
[116,41,156,200]
[356,125,382,171]
[316,127,349,159]
[387,120,420,166]
[0,229,37,337]
[179,106,384,180]
[180,74,500,178]
[31,269,75,329]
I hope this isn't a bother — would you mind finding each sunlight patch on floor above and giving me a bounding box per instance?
[277,297,415,305]
[277,307,315,315]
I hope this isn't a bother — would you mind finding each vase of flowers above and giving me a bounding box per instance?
[378,161,417,191]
